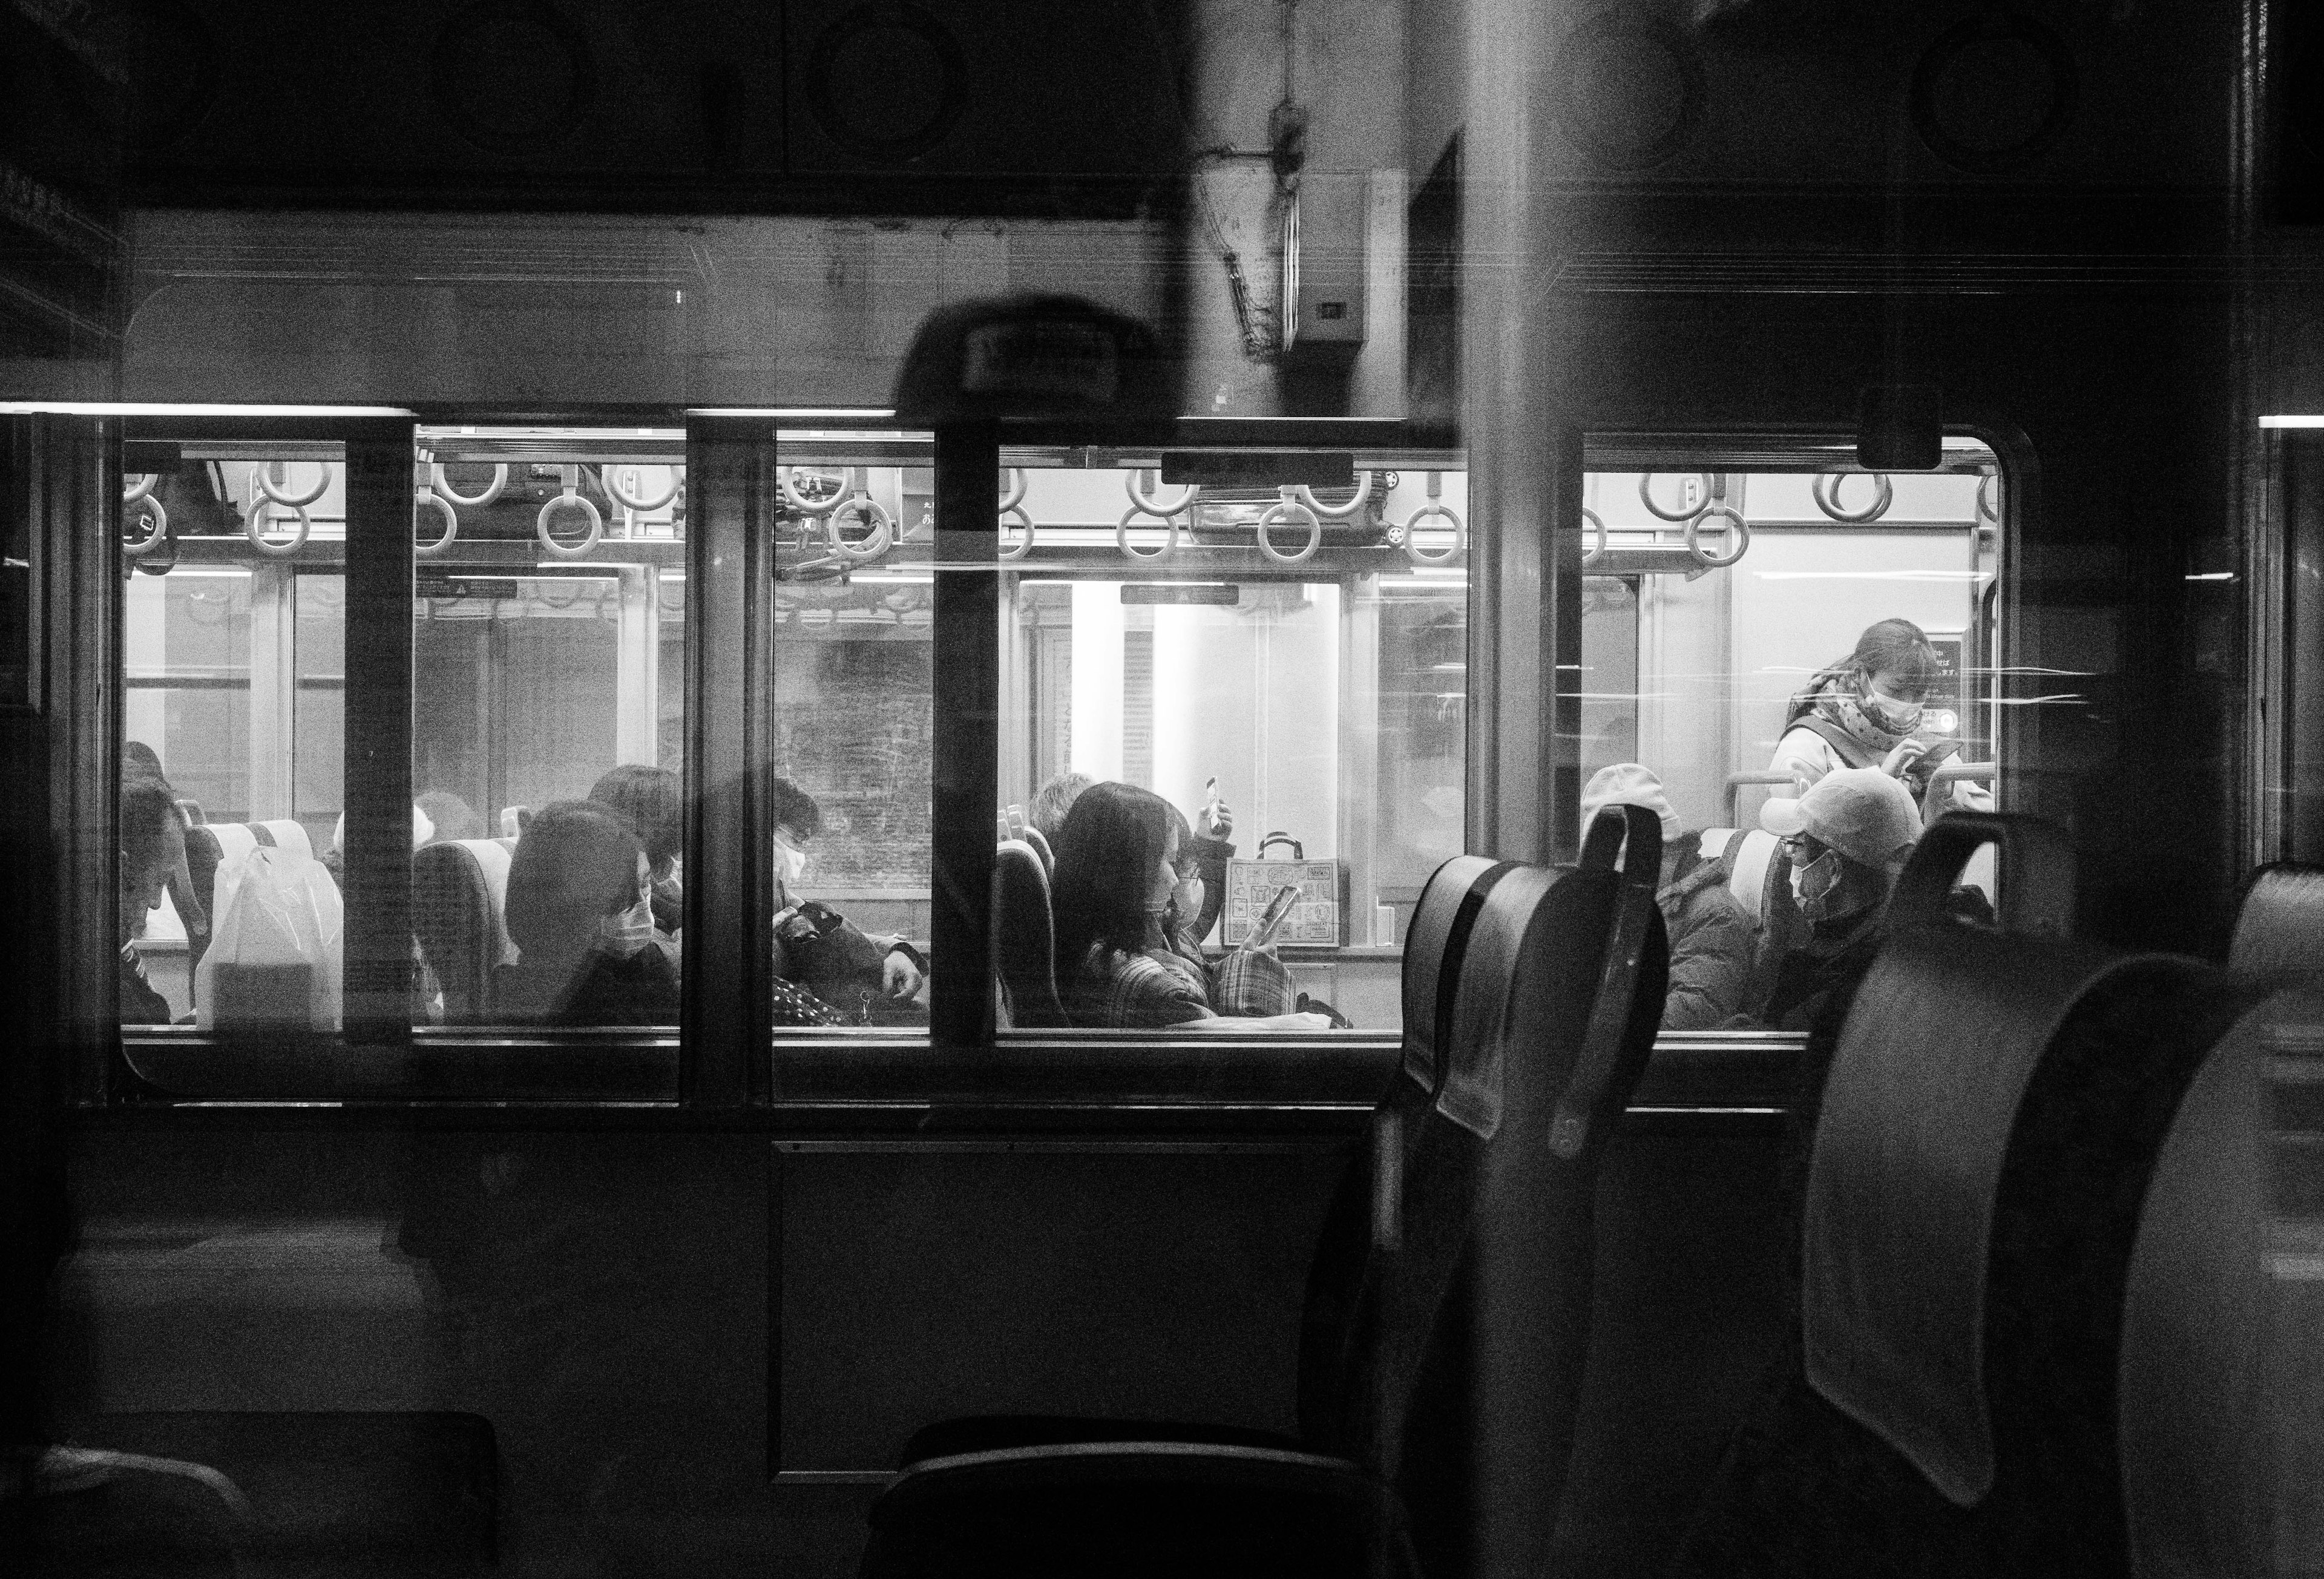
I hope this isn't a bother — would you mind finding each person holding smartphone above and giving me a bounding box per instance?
[1771,617,1991,821]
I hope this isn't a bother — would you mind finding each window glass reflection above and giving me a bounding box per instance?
[410,428,685,1028]
[769,438,933,1029]
[1575,456,2001,1034]
[998,458,1469,1033]
[119,448,347,1028]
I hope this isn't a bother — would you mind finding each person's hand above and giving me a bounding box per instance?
[1880,738,1929,778]
[882,948,925,1002]
[1203,798,1234,841]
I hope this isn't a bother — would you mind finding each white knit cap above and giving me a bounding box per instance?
[1580,763,1684,840]
[1760,767,1920,875]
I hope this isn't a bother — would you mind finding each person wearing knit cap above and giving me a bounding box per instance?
[1754,767,1922,1029]
[1580,764,1756,1031]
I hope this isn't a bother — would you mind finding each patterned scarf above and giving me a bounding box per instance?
[1808,674,1912,758]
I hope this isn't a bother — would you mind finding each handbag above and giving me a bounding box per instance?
[1223,833,1344,947]
[776,900,930,1025]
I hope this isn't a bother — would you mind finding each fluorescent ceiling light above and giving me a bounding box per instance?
[0,403,415,416]
[2259,416,2324,428]
[685,407,898,419]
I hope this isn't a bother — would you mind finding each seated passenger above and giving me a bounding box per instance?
[1581,763,1755,1031]
[119,776,188,1025]
[1756,767,1922,1031]
[496,800,678,1026]
[1773,618,1991,821]
[1026,770,1094,845]
[1050,782,1328,1032]
[589,765,683,934]
[122,740,205,937]
[769,775,927,1022]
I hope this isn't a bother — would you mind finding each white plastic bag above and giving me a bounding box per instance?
[193,844,343,1031]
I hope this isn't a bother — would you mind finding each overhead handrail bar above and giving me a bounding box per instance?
[430,461,508,508]
[1256,488,1322,565]
[1398,470,1464,565]
[535,465,603,559]
[1722,763,1995,826]
[1812,471,1894,523]
[251,459,330,508]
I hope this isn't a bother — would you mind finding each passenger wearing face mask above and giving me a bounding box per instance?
[1754,768,1922,1032]
[494,800,678,1026]
[1772,618,1992,821]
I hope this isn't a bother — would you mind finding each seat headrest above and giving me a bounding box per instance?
[994,839,1063,1028]
[1805,812,2101,1506]
[1434,865,1560,1138]
[256,818,312,862]
[2227,861,2324,980]
[1398,855,1505,1098]
[1021,825,1054,876]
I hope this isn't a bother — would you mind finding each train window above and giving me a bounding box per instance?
[1576,444,2001,1034]
[769,433,934,1034]
[993,452,1466,1034]
[119,445,348,1026]
[412,427,686,1031]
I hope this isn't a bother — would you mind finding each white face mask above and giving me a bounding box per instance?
[1791,849,1846,921]
[1863,681,1925,736]
[600,893,657,950]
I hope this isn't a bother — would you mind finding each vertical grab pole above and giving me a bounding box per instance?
[341,419,418,1044]
[931,424,1000,1052]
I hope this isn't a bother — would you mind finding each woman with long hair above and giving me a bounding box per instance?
[496,799,677,1026]
[1049,782,1328,1031]
[1772,617,1991,818]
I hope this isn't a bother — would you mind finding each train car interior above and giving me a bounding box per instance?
[0,0,2311,1575]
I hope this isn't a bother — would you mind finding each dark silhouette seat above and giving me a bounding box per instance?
[410,838,518,1025]
[2227,859,2324,980]
[993,837,1065,1028]
[1672,813,2267,1578]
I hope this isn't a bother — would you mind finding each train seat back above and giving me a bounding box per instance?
[412,838,519,1025]
[1693,825,1798,1007]
[2227,860,2324,979]
[1679,813,2263,1577]
[993,838,1064,1028]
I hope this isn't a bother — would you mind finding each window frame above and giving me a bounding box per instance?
[86,412,1538,1107]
